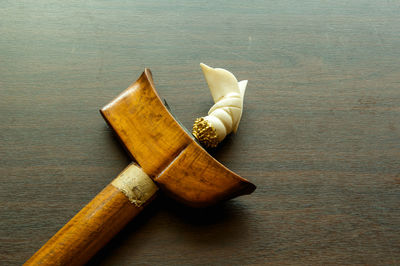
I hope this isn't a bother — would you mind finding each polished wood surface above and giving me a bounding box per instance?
[25,180,151,266]
[101,70,255,207]
[1,1,399,265]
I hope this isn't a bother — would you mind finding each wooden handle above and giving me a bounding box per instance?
[25,164,158,266]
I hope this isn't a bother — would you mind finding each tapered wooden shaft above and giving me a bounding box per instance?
[25,165,157,266]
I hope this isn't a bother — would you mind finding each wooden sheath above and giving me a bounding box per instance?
[24,69,255,265]
[24,183,156,266]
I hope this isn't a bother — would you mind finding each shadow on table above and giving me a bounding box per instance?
[87,194,251,265]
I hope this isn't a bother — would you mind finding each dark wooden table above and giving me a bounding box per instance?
[1,1,399,265]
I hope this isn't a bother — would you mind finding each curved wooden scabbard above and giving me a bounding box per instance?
[25,69,256,266]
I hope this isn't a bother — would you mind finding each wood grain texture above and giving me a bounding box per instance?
[100,69,194,177]
[1,1,400,265]
[25,182,151,266]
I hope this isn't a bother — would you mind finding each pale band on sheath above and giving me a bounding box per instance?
[111,164,158,207]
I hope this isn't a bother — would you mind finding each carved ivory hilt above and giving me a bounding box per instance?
[193,63,247,147]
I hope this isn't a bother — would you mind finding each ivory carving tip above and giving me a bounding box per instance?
[194,63,247,147]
